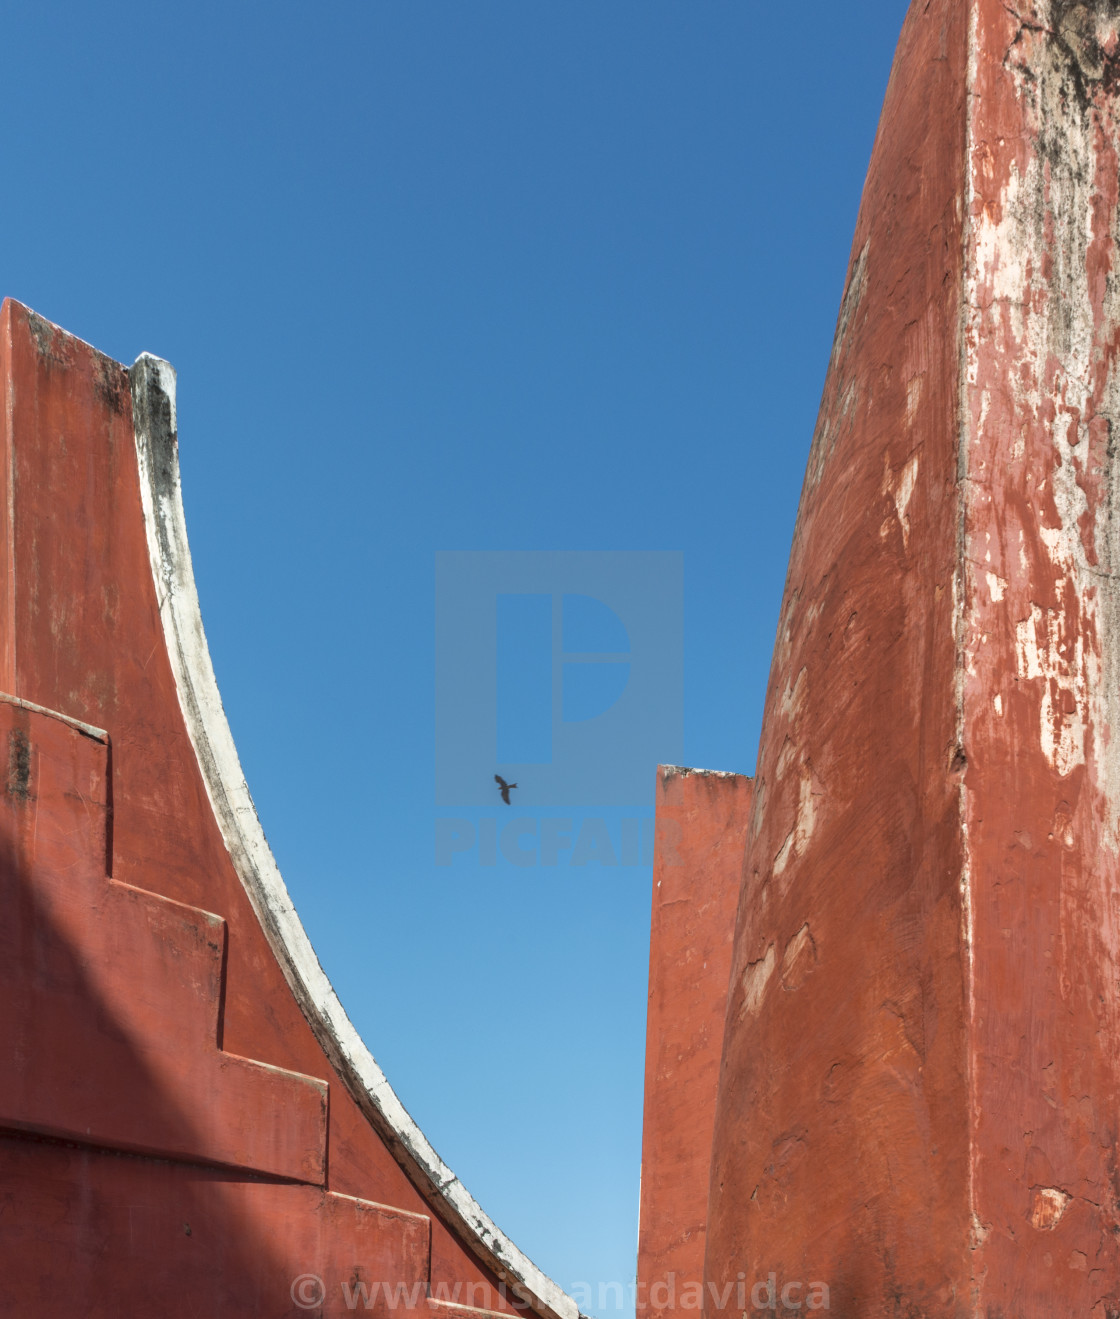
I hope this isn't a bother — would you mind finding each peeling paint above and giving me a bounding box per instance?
[883,452,920,548]
[780,668,807,721]
[740,946,776,1020]
[906,374,925,426]
[966,0,1120,801]
[1013,600,1092,774]
[960,0,1120,1304]
[1030,1186,1072,1231]
[771,763,822,880]
[780,924,817,991]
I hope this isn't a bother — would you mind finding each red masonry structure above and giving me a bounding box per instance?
[639,1,1120,1315]
[8,1,1120,1315]
[638,0,1118,1313]
[0,298,578,1319]
[637,768,751,1319]
[705,0,974,1305]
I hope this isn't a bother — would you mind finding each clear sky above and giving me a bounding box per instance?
[3,2,909,1312]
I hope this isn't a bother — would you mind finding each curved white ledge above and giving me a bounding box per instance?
[130,352,578,1319]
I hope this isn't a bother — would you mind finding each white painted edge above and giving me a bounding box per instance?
[129,352,579,1319]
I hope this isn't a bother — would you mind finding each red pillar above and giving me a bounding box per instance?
[704,1,1120,1313]
[638,766,751,1318]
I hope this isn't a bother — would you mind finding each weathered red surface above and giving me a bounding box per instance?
[705,0,971,1306]
[0,1131,432,1317]
[0,695,327,1181]
[702,1,1120,1314]
[963,1,1120,1309]
[0,299,537,1315]
[637,767,750,1319]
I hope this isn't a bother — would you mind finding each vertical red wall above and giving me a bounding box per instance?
[701,1,1120,1313]
[637,767,750,1317]
[962,1,1120,1308]
[704,0,972,1309]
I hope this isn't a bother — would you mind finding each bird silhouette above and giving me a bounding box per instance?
[494,774,517,805]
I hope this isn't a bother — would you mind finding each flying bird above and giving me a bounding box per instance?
[494,774,517,805]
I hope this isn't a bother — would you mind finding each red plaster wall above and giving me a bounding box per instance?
[637,767,751,1319]
[704,1,1120,1313]
[705,0,973,1309]
[0,299,533,1316]
[963,1,1120,1308]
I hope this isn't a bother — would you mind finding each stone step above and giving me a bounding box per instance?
[0,693,328,1183]
[0,1132,432,1317]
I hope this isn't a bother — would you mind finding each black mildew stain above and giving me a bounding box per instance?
[1052,1,1120,100]
[95,356,128,416]
[26,310,66,368]
[8,728,31,801]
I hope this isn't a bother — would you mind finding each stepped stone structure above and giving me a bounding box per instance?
[639,0,1120,1315]
[0,298,576,1317]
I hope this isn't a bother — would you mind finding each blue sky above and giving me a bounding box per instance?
[3,2,908,1311]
